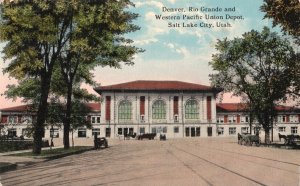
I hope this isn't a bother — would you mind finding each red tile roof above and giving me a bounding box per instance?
[0,103,100,113]
[94,80,222,93]
[217,103,300,112]
[0,105,33,112]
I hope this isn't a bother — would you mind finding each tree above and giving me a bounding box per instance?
[56,0,141,149]
[0,0,141,153]
[261,0,300,39]
[210,27,297,143]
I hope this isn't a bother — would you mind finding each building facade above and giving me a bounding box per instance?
[0,80,299,140]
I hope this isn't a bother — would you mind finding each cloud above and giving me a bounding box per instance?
[135,1,164,9]
[134,38,158,46]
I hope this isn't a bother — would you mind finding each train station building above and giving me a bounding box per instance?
[0,80,299,140]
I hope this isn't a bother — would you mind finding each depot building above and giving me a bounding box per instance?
[0,80,299,140]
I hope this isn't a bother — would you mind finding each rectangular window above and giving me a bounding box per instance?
[8,116,18,124]
[217,116,224,123]
[278,127,286,132]
[229,127,236,135]
[91,116,100,124]
[118,128,123,135]
[8,128,17,137]
[290,115,298,123]
[254,127,260,135]
[162,126,167,133]
[241,127,249,134]
[185,127,190,137]
[78,128,86,138]
[196,127,200,136]
[151,127,157,134]
[291,127,298,134]
[218,127,224,135]
[105,128,111,137]
[228,115,236,123]
[50,128,59,138]
[92,128,100,136]
[139,127,145,134]
[174,126,179,133]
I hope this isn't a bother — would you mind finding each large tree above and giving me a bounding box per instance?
[261,0,300,39]
[210,27,297,143]
[0,0,141,154]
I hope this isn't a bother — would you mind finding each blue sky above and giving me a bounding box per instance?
[0,0,279,106]
[92,0,275,86]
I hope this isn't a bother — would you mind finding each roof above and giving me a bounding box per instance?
[216,103,248,112]
[94,80,222,93]
[0,103,100,113]
[217,103,300,113]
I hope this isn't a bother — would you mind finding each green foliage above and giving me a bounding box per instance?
[210,27,297,142]
[261,0,300,38]
[0,0,142,152]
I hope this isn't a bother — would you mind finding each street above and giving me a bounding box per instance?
[1,138,300,186]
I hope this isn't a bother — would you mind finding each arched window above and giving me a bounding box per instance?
[152,100,166,119]
[185,99,199,119]
[118,100,132,120]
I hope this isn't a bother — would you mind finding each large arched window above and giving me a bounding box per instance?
[185,99,199,119]
[152,100,166,119]
[118,100,132,120]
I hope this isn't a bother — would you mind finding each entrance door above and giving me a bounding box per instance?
[207,127,212,137]
[129,128,134,135]
[191,127,196,137]
[185,127,190,137]
[124,128,129,135]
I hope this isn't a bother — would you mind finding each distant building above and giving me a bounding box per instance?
[0,80,299,140]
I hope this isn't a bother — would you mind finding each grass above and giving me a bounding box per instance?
[9,146,93,158]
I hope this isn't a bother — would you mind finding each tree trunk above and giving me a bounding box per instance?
[33,75,51,154]
[265,129,271,144]
[63,83,72,149]
[72,131,74,148]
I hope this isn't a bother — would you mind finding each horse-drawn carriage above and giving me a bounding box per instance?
[278,133,300,145]
[238,133,261,146]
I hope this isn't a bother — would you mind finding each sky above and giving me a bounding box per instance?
[0,0,277,108]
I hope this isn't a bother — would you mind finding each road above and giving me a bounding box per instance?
[1,138,300,186]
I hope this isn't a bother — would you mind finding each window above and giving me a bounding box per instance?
[196,127,200,136]
[185,99,199,119]
[162,126,167,133]
[152,100,166,119]
[241,127,249,134]
[174,115,179,122]
[185,127,190,137]
[92,128,100,136]
[151,127,157,133]
[7,128,17,137]
[21,116,32,123]
[140,115,145,122]
[218,127,224,135]
[50,128,59,138]
[106,128,111,137]
[290,115,298,123]
[291,127,298,134]
[8,116,18,124]
[229,127,236,135]
[228,115,236,123]
[91,116,101,124]
[118,128,123,135]
[118,100,132,121]
[139,127,145,134]
[78,128,86,138]
[254,127,260,135]
[278,127,286,132]
[217,116,224,123]
[174,126,179,133]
